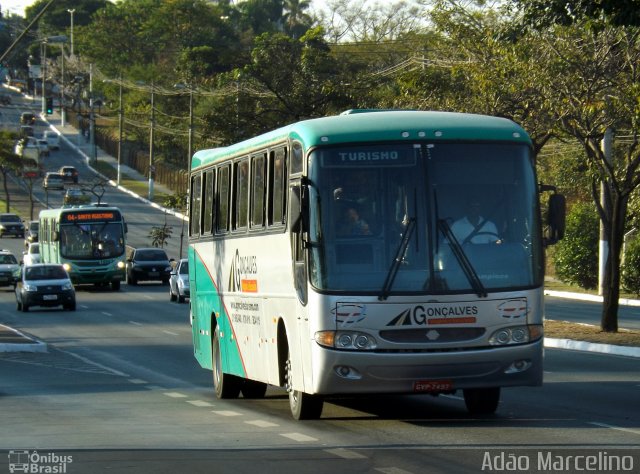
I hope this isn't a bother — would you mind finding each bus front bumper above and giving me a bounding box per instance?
[308,339,543,395]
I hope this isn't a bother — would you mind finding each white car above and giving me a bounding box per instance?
[169,258,189,303]
[37,139,50,157]
[43,131,60,150]
[22,242,41,266]
[14,137,39,160]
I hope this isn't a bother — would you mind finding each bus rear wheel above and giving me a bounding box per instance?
[463,387,500,415]
[212,328,241,399]
[285,354,323,420]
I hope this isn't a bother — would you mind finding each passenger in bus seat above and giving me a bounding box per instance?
[451,197,500,244]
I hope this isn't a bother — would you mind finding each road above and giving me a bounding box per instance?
[1,90,639,472]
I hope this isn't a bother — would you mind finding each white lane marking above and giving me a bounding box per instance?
[101,312,112,316]
[245,420,279,428]
[589,421,640,435]
[56,348,129,377]
[128,378,148,384]
[143,295,154,300]
[80,305,89,309]
[147,385,167,390]
[163,330,179,336]
[325,448,367,459]
[164,392,188,398]
[129,321,143,326]
[280,432,317,442]
[211,410,242,417]
[375,468,415,474]
[187,400,214,407]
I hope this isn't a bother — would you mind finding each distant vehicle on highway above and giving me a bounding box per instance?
[169,258,189,303]
[25,220,39,246]
[22,242,41,266]
[0,213,25,238]
[43,131,60,150]
[126,247,171,285]
[43,172,64,190]
[0,249,21,287]
[58,165,79,183]
[20,112,35,125]
[36,139,50,157]
[63,187,90,206]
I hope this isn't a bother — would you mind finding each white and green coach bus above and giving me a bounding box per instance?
[188,110,565,420]
[39,206,127,290]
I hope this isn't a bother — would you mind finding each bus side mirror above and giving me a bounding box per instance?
[546,193,566,245]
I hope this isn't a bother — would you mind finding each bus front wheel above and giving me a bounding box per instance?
[212,328,241,399]
[463,387,500,415]
[285,354,323,420]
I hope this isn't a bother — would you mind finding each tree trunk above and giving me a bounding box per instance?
[2,170,10,212]
[600,194,627,332]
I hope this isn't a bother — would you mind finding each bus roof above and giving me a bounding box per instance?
[191,110,532,169]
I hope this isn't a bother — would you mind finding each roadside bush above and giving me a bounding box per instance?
[552,202,599,289]
[622,237,640,296]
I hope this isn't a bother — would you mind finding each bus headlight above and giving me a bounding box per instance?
[116,261,125,269]
[62,263,71,272]
[489,324,543,346]
[315,331,377,350]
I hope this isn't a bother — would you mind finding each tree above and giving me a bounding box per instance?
[283,0,313,39]
[0,130,32,213]
[510,0,640,28]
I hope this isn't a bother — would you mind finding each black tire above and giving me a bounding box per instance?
[286,353,323,420]
[169,287,177,302]
[111,280,121,291]
[178,293,185,303]
[16,300,21,311]
[463,387,500,415]
[22,303,29,312]
[241,379,267,399]
[212,327,241,399]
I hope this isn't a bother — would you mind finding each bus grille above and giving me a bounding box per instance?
[378,327,485,344]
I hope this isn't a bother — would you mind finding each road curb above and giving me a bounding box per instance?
[544,337,640,358]
[0,324,47,353]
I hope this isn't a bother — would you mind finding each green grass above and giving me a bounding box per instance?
[92,161,171,207]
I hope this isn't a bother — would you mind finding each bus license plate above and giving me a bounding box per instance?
[148,272,159,277]
[414,380,453,392]
[43,294,58,301]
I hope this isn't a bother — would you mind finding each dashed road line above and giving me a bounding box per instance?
[187,400,214,407]
[245,420,279,428]
[129,321,143,326]
[325,448,367,459]
[280,432,318,442]
[164,392,188,398]
[163,330,179,336]
[375,468,415,474]
[101,312,113,316]
[211,410,242,417]
[128,378,148,384]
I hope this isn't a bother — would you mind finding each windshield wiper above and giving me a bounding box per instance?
[379,217,416,301]
[437,219,487,298]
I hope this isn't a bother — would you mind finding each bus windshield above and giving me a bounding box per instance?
[60,222,125,259]
[307,142,542,294]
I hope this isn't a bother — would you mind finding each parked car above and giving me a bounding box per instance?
[43,131,60,150]
[43,172,64,191]
[15,263,76,312]
[0,213,25,238]
[25,220,39,245]
[169,258,189,303]
[63,187,90,206]
[36,139,50,157]
[58,165,79,184]
[22,242,41,266]
[0,249,21,287]
[126,247,172,285]
[20,112,35,125]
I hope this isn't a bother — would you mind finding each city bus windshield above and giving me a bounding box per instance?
[60,222,125,260]
[307,142,542,295]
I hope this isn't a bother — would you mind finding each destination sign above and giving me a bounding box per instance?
[62,210,121,223]
[320,145,418,168]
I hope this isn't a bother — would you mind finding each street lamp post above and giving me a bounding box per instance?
[67,9,75,56]
[41,39,47,115]
[117,74,123,186]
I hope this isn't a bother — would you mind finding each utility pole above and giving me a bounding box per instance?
[89,63,97,163]
[41,40,46,114]
[117,74,123,186]
[148,82,155,201]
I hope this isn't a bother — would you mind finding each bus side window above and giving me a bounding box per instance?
[290,141,303,175]
[233,159,249,231]
[216,165,230,234]
[251,153,266,229]
[269,147,287,226]
[203,169,215,235]
[189,173,201,237]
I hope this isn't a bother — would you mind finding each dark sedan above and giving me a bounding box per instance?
[126,248,172,285]
[15,264,76,312]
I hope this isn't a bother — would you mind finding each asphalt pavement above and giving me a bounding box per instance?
[1,103,639,358]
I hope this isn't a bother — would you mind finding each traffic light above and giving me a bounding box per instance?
[45,97,53,115]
